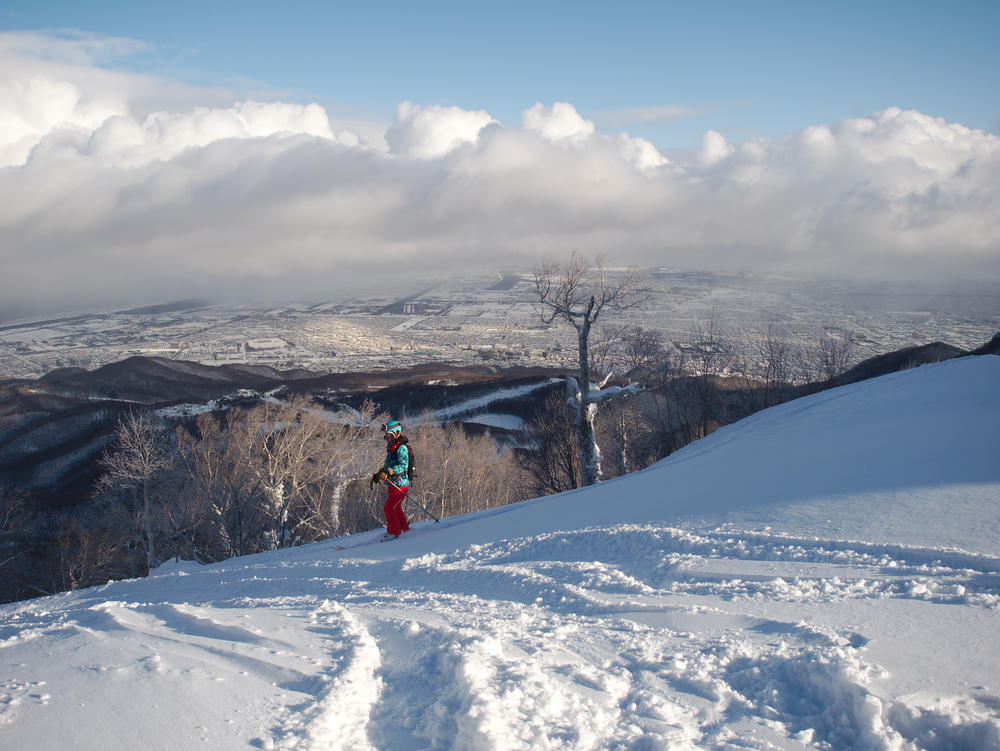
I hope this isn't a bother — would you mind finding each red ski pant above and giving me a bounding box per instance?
[383,484,410,536]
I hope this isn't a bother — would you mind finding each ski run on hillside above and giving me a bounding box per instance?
[2,356,999,750]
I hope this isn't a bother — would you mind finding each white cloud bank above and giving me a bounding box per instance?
[1,31,998,315]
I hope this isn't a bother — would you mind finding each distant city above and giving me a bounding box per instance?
[1,269,997,380]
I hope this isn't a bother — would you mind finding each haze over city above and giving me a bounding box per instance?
[1,1,998,320]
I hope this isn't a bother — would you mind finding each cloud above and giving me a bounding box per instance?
[521,101,595,142]
[0,29,250,167]
[1,32,998,317]
[698,130,734,166]
[74,101,337,167]
[0,28,148,66]
[385,101,495,159]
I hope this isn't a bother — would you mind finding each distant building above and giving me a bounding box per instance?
[245,338,289,352]
[479,344,515,360]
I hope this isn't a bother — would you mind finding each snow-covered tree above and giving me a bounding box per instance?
[534,253,646,485]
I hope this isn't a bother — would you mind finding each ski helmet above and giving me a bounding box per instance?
[382,420,402,438]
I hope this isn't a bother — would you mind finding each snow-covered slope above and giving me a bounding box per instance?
[2,357,999,750]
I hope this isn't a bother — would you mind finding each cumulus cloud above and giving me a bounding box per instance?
[521,101,596,142]
[71,101,336,167]
[616,133,669,170]
[1,32,998,317]
[385,101,495,159]
[698,130,734,165]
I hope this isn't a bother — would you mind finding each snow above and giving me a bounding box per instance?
[2,356,999,750]
[462,413,525,431]
[155,402,217,419]
[425,378,561,422]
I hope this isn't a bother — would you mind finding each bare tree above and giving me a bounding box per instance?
[96,410,172,571]
[534,253,646,485]
[54,515,125,592]
[0,489,31,550]
[0,489,34,599]
[649,393,701,459]
[234,396,342,548]
[296,400,387,539]
[818,328,855,383]
[593,395,645,480]
[175,412,268,559]
[735,320,796,409]
[590,324,668,384]
[587,328,618,381]
[409,418,522,519]
[619,326,668,380]
[687,311,733,437]
[520,391,582,496]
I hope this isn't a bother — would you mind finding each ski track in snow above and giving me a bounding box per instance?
[323,525,1000,750]
[5,520,996,750]
[2,358,1000,750]
[328,524,992,749]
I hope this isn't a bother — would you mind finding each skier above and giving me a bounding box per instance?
[370,419,411,541]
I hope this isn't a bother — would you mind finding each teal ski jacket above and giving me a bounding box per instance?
[381,439,410,488]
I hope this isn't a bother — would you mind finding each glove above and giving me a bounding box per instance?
[369,471,381,489]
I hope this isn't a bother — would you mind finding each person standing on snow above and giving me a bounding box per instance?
[370,419,411,541]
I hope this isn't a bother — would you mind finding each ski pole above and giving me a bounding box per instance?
[388,478,440,523]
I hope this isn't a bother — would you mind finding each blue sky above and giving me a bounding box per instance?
[2,0,998,148]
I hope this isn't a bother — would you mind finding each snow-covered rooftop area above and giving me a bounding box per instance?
[2,356,998,749]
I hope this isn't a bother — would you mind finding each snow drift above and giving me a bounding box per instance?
[2,356,999,750]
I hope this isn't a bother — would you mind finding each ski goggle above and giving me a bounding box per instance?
[382,422,402,435]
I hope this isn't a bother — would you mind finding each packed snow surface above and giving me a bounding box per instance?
[2,357,999,750]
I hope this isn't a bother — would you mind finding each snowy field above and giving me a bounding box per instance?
[2,357,999,750]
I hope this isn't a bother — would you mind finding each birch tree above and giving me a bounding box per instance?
[296,400,387,539]
[534,253,646,486]
[96,410,172,571]
[175,412,267,559]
